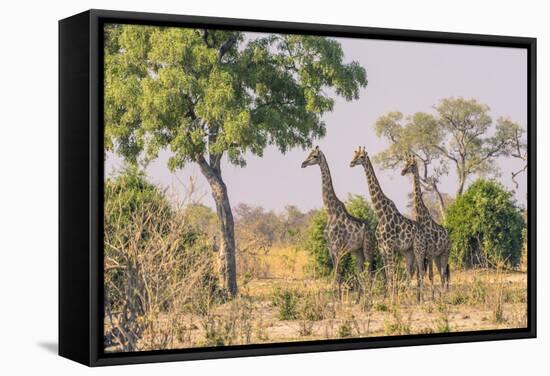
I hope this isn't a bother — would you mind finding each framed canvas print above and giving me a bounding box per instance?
[59,9,536,366]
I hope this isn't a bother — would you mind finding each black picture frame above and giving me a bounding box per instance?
[59,9,537,367]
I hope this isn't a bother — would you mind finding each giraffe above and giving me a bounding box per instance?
[350,147,427,302]
[401,154,451,294]
[301,146,376,292]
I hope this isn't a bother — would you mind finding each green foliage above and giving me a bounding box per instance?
[104,25,367,168]
[445,179,525,268]
[104,164,172,238]
[304,195,378,279]
[383,308,412,336]
[104,165,211,260]
[105,24,367,297]
[338,316,359,338]
[304,209,332,277]
[346,194,378,232]
[271,287,299,320]
[338,320,353,338]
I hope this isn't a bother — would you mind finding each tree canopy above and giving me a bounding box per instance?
[105,25,367,168]
[104,24,368,296]
[373,97,526,217]
[444,179,525,268]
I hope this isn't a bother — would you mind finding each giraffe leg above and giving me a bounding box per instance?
[355,247,366,273]
[330,246,343,300]
[428,257,435,300]
[381,247,395,301]
[434,254,444,295]
[354,249,366,303]
[413,239,426,303]
[404,251,416,287]
[440,247,451,292]
[362,237,376,303]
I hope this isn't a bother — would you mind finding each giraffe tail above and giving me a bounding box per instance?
[446,264,451,285]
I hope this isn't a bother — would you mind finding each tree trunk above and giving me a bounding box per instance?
[433,185,447,222]
[197,157,238,297]
[456,172,466,196]
[211,181,238,297]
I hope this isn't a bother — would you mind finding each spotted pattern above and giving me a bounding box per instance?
[302,147,376,283]
[401,155,451,292]
[350,147,427,301]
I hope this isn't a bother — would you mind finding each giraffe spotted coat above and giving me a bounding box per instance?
[302,147,376,280]
[401,154,451,292]
[350,147,427,301]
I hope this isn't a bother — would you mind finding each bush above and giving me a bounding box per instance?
[104,165,172,238]
[103,166,220,352]
[299,289,334,321]
[304,195,378,280]
[445,179,525,268]
[271,287,299,320]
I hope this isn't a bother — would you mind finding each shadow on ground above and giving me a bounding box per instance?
[37,341,58,355]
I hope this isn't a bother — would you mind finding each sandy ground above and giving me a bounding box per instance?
[105,268,527,352]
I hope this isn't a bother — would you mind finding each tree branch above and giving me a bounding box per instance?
[433,144,458,164]
[511,164,528,189]
[218,35,237,61]
[202,29,212,48]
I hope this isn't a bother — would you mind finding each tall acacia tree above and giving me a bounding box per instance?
[374,111,449,217]
[374,98,523,218]
[104,25,367,296]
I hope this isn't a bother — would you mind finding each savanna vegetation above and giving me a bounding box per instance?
[103,25,528,352]
[104,167,527,352]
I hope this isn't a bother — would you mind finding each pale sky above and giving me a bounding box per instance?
[105,33,528,215]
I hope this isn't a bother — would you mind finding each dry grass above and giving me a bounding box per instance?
[105,229,527,352]
[238,245,310,280]
[106,266,526,351]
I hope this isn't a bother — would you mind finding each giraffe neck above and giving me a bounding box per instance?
[412,168,431,223]
[361,156,391,218]
[318,153,345,216]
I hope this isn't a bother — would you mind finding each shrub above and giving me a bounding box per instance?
[103,166,220,352]
[271,287,299,320]
[200,298,254,346]
[445,179,525,268]
[299,289,334,321]
[338,321,353,338]
[434,306,451,333]
[383,308,411,336]
[304,195,378,280]
[104,165,172,239]
[304,209,333,277]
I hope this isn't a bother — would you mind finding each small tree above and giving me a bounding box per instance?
[105,25,367,296]
[445,179,525,268]
[305,195,377,279]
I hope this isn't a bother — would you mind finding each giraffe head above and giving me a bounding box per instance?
[349,146,367,167]
[301,146,322,168]
[401,153,418,176]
